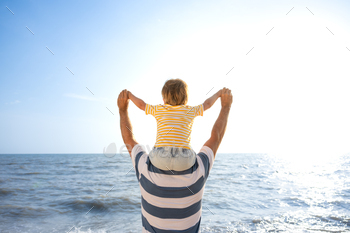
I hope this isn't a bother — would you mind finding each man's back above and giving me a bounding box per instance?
[132,145,214,232]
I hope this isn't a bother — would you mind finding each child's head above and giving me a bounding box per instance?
[161,79,188,106]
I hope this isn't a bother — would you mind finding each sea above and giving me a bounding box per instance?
[1,152,349,233]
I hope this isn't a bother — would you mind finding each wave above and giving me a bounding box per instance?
[64,226,107,233]
[0,188,16,196]
[251,212,350,231]
[0,205,50,217]
[56,196,140,213]
[23,172,42,175]
[314,214,350,224]
[214,212,350,233]
[15,172,49,175]
[3,162,17,165]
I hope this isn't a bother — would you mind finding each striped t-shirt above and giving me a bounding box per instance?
[145,104,204,149]
[131,144,214,233]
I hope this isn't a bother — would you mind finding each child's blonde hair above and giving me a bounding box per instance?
[161,79,188,106]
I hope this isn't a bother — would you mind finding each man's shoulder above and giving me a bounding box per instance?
[131,144,148,167]
[132,144,147,157]
[198,146,214,160]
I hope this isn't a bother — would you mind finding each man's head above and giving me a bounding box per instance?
[161,79,188,106]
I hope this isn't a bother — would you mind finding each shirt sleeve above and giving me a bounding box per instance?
[198,146,215,179]
[131,144,148,181]
[145,104,156,116]
[193,104,204,117]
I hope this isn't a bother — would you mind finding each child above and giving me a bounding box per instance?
[128,78,221,171]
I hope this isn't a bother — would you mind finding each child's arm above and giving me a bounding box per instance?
[203,89,222,111]
[128,91,146,111]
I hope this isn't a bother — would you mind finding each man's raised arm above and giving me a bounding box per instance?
[118,89,138,157]
[203,87,233,158]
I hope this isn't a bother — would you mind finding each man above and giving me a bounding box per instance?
[117,87,233,232]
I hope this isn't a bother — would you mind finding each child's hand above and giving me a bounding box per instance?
[218,89,223,97]
[126,91,146,111]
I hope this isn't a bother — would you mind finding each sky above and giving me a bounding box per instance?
[1,0,350,157]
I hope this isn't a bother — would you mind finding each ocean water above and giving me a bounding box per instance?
[0,152,349,233]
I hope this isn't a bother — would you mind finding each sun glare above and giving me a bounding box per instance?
[129,11,350,155]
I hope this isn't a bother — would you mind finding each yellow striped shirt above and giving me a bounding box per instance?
[145,104,204,149]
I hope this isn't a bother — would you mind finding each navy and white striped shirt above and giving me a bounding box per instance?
[131,144,214,233]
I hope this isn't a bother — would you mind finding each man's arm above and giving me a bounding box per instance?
[129,91,146,111]
[203,89,222,111]
[203,88,233,158]
[118,89,138,157]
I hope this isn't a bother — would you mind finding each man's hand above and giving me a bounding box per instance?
[221,87,233,108]
[118,89,130,112]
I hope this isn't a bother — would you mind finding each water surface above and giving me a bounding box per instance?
[0,152,349,232]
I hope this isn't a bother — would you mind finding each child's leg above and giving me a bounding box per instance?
[149,147,173,170]
[171,147,196,171]
[149,146,196,171]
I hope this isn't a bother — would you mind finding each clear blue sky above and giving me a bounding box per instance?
[1,0,350,157]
